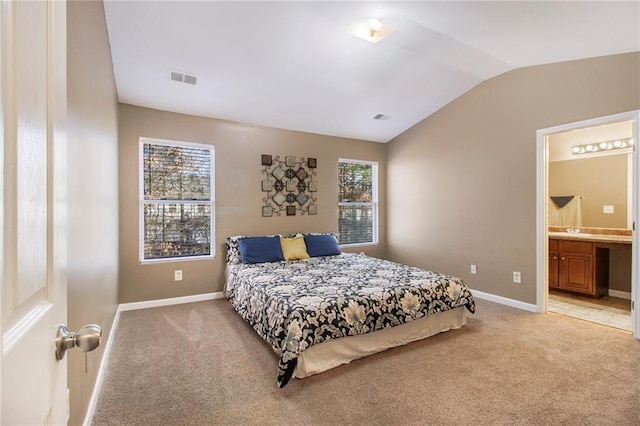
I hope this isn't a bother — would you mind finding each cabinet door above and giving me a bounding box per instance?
[559,253,594,295]
[549,250,559,288]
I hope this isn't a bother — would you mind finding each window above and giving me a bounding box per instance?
[140,138,215,262]
[338,159,378,245]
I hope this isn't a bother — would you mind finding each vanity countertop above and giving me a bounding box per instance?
[548,232,632,244]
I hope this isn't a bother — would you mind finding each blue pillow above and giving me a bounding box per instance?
[304,234,341,257]
[238,236,284,264]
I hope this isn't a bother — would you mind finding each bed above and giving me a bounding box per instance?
[225,234,475,388]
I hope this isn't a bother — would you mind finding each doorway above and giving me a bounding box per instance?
[536,110,640,339]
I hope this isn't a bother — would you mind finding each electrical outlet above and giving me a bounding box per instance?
[513,271,521,284]
[174,270,183,281]
[470,264,477,274]
[603,205,614,214]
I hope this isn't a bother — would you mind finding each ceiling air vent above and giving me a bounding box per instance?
[170,70,197,85]
[183,74,197,85]
[373,113,389,120]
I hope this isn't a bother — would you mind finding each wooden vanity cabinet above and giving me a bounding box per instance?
[548,238,609,298]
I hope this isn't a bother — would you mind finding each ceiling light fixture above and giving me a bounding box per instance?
[571,137,633,155]
[368,18,382,33]
[352,17,396,44]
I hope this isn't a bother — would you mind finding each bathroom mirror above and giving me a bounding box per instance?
[548,120,633,230]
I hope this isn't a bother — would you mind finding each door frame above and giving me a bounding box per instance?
[536,110,640,339]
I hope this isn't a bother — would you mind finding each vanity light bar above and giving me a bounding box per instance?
[571,138,634,155]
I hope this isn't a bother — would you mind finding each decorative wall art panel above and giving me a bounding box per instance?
[261,155,317,216]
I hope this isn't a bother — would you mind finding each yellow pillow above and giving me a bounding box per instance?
[280,236,310,261]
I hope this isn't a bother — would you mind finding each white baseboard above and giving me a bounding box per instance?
[83,291,225,425]
[83,306,121,426]
[470,289,538,313]
[608,289,631,300]
[118,291,225,312]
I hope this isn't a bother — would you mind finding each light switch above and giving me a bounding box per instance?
[603,205,614,214]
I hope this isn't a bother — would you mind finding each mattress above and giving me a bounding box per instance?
[226,253,475,387]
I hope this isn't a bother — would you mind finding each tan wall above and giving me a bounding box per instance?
[387,53,640,305]
[118,104,386,302]
[549,155,628,229]
[67,1,120,424]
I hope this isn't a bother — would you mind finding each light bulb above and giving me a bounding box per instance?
[614,140,623,147]
[572,146,581,154]
[368,18,382,31]
[599,142,608,149]
[629,138,634,145]
[585,144,594,151]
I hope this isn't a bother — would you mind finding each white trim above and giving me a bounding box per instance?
[83,307,121,426]
[82,291,225,425]
[118,292,224,312]
[337,157,378,167]
[470,289,538,313]
[632,111,640,339]
[337,202,373,207]
[536,110,640,339]
[608,289,632,300]
[339,242,379,249]
[628,153,633,230]
[139,136,214,151]
[535,129,549,314]
[139,254,214,265]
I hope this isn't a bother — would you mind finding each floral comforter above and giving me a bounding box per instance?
[226,254,475,387]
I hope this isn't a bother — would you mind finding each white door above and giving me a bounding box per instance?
[1,0,69,424]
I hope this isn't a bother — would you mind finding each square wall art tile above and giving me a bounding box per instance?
[261,155,317,216]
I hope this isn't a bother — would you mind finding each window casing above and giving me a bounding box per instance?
[338,159,378,246]
[139,138,215,263]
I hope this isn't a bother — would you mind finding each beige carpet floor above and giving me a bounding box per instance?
[91,298,640,425]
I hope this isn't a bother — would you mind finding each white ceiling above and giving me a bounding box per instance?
[103,1,640,143]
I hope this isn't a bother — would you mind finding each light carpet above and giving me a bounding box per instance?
[91,298,640,425]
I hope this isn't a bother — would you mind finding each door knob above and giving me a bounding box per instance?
[55,324,102,361]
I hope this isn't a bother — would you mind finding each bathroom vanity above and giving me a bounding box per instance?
[548,230,632,298]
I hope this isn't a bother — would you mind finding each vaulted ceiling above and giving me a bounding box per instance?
[103,1,640,143]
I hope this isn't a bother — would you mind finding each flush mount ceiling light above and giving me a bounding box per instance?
[352,17,396,43]
[571,137,634,155]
